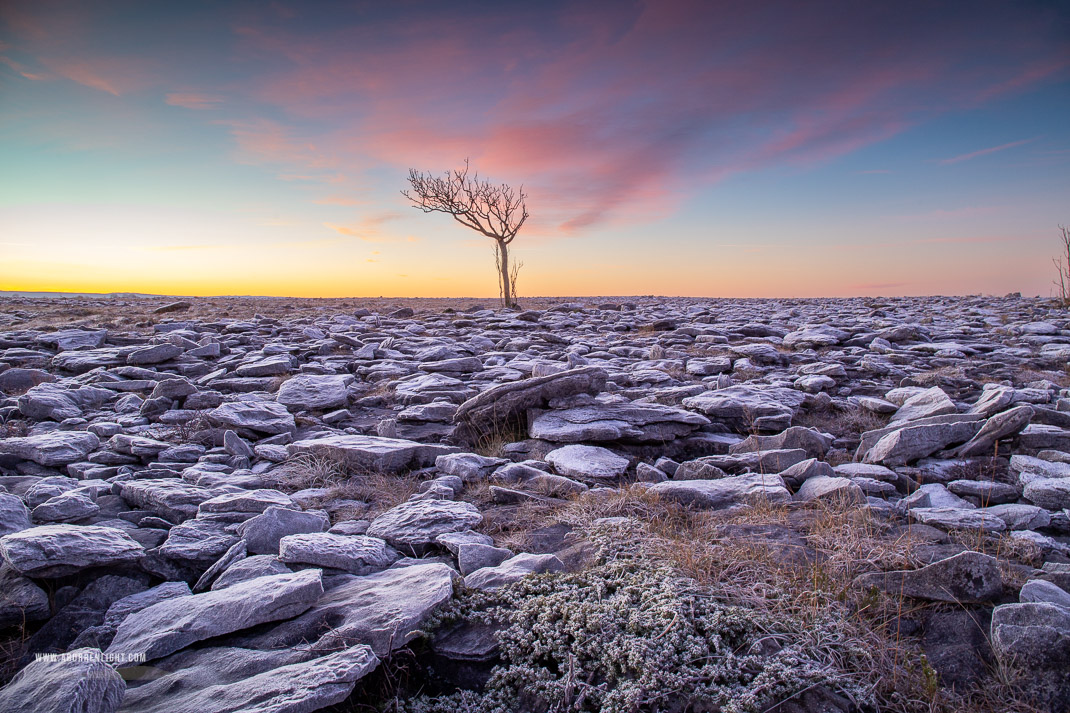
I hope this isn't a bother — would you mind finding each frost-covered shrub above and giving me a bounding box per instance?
[402,522,871,713]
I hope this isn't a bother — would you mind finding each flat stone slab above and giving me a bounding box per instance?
[648,473,791,509]
[0,647,125,713]
[231,562,455,657]
[529,402,709,443]
[545,444,629,480]
[0,431,100,467]
[0,524,143,577]
[209,400,296,435]
[107,570,324,661]
[367,499,483,550]
[118,644,379,713]
[279,533,399,575]
[276,374,353,411]
[855,551,1003,603]
[288,434,458,474]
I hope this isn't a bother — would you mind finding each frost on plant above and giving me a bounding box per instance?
[403,521,873,713]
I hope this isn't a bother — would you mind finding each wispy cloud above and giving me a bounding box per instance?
[165,92,223,110]
[324,212,407,242]
[938,138,1037,165]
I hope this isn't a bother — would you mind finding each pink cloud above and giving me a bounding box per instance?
[938,138,1038,165]
[165,92,223,110]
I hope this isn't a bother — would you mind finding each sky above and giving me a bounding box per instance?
[1,0,1068,298]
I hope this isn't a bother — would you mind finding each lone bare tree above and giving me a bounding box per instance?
[1054,225,1070,307]
[403,159,528,308]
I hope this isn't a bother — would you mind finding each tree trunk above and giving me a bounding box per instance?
[498,239,512,308]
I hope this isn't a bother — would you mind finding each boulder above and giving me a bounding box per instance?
[463,552,565,591]
[529,402,709,443]
[208,400,296,435]
[453,366,607,444]
[545,444,629,480]
[107,570,324,661]
[276,374,353,411]
[278,533,399,575]
[855,551,1003,603]
[0,647,124,713]
[0,431,100,467]
[367,499,482,552]
[0,524,143,577]
[648,473,791,509]
[288,434,458,474]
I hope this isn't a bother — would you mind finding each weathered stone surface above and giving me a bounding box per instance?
[0,563,50,627]
[545,444,629,480]
[855,551,1003,603]
[107,570,324,661]
[648,473,791,509]
[17,383,113,420]
[1023,477,1070,510]
[908,507,1007,532]
[279,533,399,574]
[529,401,709,443]
[127,343,183,365]
[435,452,507,481]
[681,386,803,433]
[209,400,296,435]
[1020,579,1070,608]
[276,373,353,410]
[955,405,1034,457]
[31,490,100,523]
[0,524,143,577]
[464,552,565,590]
[213,555,292,590]
[863,421,980,466]
[367,499,482,551]
[890,386,957,424]
[730,426,832,459]
[453,366,607,444]
[0,493,32,536]
[0,430,100,467]
[990,602,1070,709]
[0,647,125,713]
[239,506,330,555]
[231,562,455,657]
[794,475,864,504]
[118,644,379,713]
[288,434,458,474]
[116,479,216,522]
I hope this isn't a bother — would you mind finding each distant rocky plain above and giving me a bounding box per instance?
[0,293,1068,713]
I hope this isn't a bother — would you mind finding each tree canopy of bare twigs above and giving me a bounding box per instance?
[1053,225,1070,307]
[402,159,528,308]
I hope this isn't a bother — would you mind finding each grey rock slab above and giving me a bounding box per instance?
[288,434,458,474]
[0,563,50,627]
[234,354,292,377]
[730,426,832,460]
[435,530,494,555]
[889,386,958,424]
[0,493,32,536]
[1020,579,1070,608]
[213,555,292,590]
[855,551,1003,603]
[968,385,1016,417]
[232,562,455,657]
[119,644,379,713]
[158,519,240,563]
[106,569,324,661]
[193,540,247,592]
[794,475,864,504]
[978,504,1051,530]
[463,552,565,591]
[17,383,113,420]
[276,374,353,411]
[116,479,217,522]
[946,479,1020,505]
[545,444,629,480]
[908,507,1008,532]
[38,328,108,351]
[778,458,835,488]
[648,473,791,509]
[239,506,330,555]
[209,400,296,435]
[529,401,709,443]
[279,533,399,575]
[197,489,295,516]
[0,524,143,577]
[31,490,100,523]
[435,452,507,481]
[0,647,124,713]
[457,542,514,575]
[453,366,607,444]
[51,347,127,374]
[990,602,1070,708]
[0,430,100,467]
[955,405,1034,458]
[863,421,980,466]
[127,343,183,365]
[681,386,804,433]
[366,499,482,551]
[1023,477,1070,510]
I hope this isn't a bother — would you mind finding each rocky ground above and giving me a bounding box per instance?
[0,293,1069,713]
